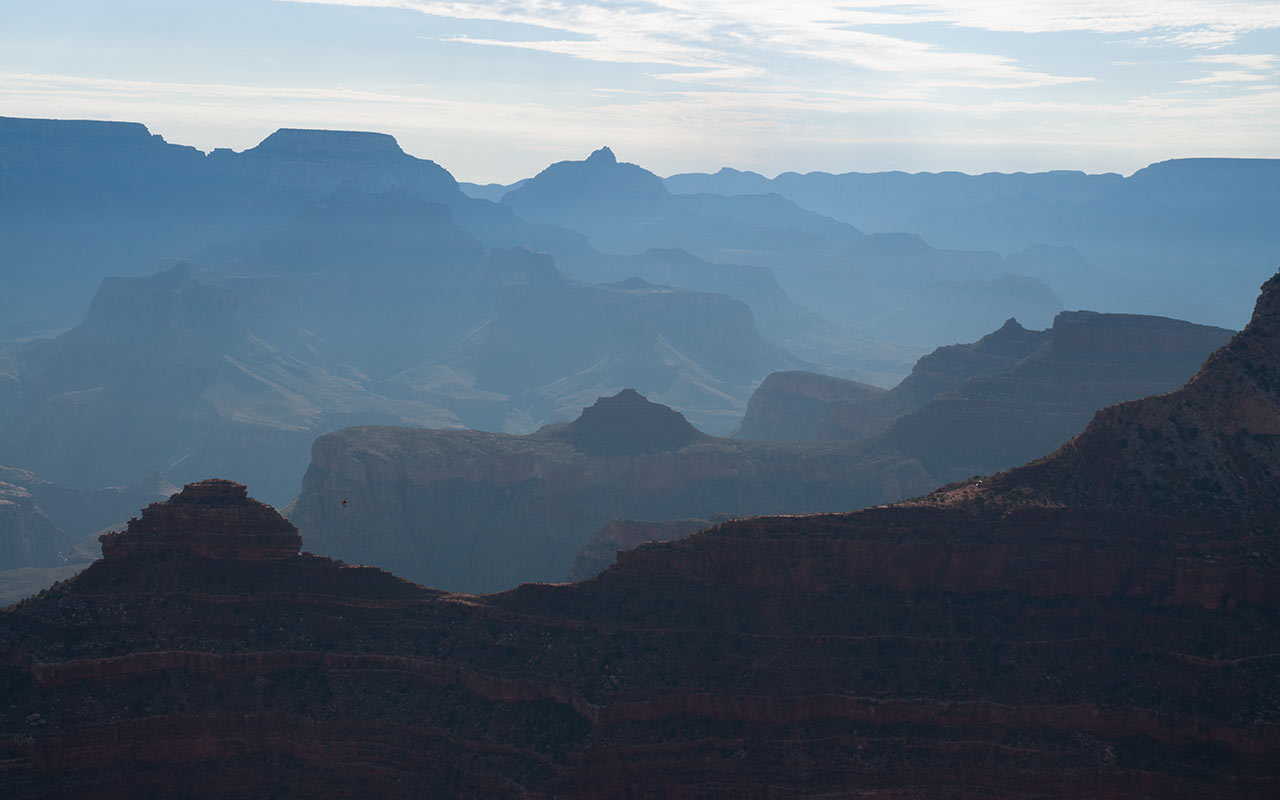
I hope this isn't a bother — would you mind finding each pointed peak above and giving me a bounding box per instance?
[587,146,617,164]
[562,389,702,457]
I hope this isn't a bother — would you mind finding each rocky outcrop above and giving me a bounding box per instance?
[0,274,1278,797]
[99,480,301,561]
[555,388,704,456]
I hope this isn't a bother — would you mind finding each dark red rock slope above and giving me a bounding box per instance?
[2,275,1279,798]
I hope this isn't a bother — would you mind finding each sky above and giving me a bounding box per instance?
[2,0,1279,182]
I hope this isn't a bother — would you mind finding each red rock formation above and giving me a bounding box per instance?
[1,278,1278,797]
[99,479,301,561]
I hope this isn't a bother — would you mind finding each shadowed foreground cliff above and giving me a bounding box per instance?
[1,276,1279,797]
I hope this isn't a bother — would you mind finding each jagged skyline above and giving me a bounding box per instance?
[4,0,1280,181]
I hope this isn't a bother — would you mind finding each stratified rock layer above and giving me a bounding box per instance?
[99,479,302,561]
[1,277,1278,798]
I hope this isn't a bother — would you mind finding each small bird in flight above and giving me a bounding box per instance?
[341,498,350,508]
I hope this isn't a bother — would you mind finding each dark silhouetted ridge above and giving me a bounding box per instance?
[559,388,704,456]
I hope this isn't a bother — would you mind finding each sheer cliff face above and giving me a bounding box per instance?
[1,280,1278,798]
[288,390,933,593]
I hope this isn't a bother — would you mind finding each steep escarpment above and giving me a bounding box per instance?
[3,268,1280,800]
[968,271,1280,517]
[739,316,1048,442]
[742,310,1228,450]
[869,309,1234,482]
[291,390,914,593]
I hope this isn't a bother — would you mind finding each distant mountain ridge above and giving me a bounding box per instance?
[1,276,1277,797]
[667,158,1280,327]
[501,146,1067,341]
[0,116,592,337]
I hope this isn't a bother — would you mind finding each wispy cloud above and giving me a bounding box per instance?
[279,0,1099,90]
[7,2,1280,179]
[1182,52,1279,84]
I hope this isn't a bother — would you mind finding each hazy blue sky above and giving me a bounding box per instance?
[3,0,1279,181]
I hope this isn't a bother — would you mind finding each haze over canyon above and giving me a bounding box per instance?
[0,113,1277,797]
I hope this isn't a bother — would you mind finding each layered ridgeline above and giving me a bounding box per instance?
[666,159,1280,328]
[737,315,1051,441]
[1,276,1278,797]
[0,263,457,505]
[0,221,814,501]
[574,311,1229,578]
[0,117,910,388]
[739,311,1232,480]
[289,389,913,592]
[391,274,809,435]
[0,118,591,337]
[293,308,1230,592]
[500,146,1064,342]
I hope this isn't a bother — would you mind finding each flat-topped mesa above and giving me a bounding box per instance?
[100,479,301,561]
[558,388,704,456]
[246,128,405,158]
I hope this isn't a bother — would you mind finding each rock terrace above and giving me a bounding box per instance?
[99,479,302,561]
